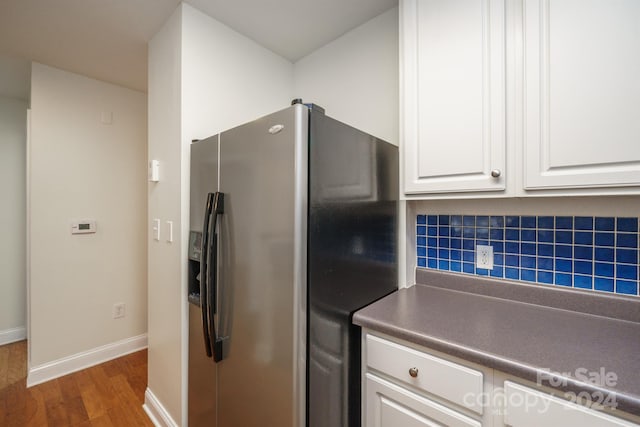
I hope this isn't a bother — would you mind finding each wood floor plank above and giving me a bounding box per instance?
[0,343,9,389]
[58,374,82,402]
[25,386,49,427]
[36,378,67,427]
[5,381,28,426]
[7,342,27,386]
[44,396,69,427]
[110,375,154,426]
[119,354,139,378]
[0,386,8,424]
[0,341,150,427]
[79,384,106,420]
[89,413,115,427]
[127,374,148,404]
[126,349,147,368]
[87,366,120,411]
[101,358,125,378]
[64,395,90,426]
[38,379,62,404]
[4,380,24,411]
[106,403,139,427]
[73,369,94,392]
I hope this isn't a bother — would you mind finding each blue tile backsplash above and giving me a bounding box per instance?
[416,215,640,296]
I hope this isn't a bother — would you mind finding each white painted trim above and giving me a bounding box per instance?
[26,107,32,371]
[143,387,180,427]
[0,326,27,346]
[26,333,147,387]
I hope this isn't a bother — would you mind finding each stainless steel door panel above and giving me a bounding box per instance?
[190,135,219,230]
[188,304,217,427]
[217,105,308,427]
[189,136,219,426]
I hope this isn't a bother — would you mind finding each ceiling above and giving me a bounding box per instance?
[0,0,397,93]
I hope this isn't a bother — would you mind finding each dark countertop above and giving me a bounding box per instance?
[353,270,640,417]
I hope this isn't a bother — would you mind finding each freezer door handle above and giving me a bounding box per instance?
[200,192,214,358]
[208,192,226,362]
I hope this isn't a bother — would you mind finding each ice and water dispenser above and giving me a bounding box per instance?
[188,231,202,306]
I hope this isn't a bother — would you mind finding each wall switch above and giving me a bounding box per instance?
[113,303,125,319]
[166,220,173,243]
[476,245,494,269]
[153,219,161,241]
[101,111,113,125]
[149,160,160,182]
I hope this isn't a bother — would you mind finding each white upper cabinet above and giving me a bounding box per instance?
[402,0,507,195]
[523,0,640,190]
[402,0,640,197]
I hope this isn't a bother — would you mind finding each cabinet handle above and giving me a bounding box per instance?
[409,367,419,378]
[490,169,501,178]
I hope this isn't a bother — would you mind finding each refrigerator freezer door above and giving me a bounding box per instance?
[217,105,308,427]
[189,136,219,426]
[188,303,217,426]
[190,135,220,230]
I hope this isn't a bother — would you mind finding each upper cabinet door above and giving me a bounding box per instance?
[523,0,640,190]
[402,0,506,195]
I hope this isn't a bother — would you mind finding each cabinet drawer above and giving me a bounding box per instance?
[504,381,638,427]
[366,334,484,414]
[366,373,481,427]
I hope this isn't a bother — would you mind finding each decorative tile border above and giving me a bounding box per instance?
[416,215,640,296]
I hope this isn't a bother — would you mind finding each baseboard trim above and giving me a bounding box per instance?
[143,387,180,427]
[27,333,147,387]
[0,326,26,346]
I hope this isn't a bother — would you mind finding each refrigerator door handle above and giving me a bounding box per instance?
[200,192,215,358]
[208,192,226,362]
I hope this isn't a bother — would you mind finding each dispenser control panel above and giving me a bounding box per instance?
[189,231,202,261]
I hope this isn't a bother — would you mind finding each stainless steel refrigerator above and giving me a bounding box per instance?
[188,100,398,427]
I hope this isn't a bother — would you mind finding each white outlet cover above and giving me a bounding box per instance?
[476,245,494,269]
[113,303,125,319]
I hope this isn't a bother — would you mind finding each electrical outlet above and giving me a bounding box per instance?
[113,303,125,319]
[476,245,494,269]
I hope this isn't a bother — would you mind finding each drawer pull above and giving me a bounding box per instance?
[409,367,419,378]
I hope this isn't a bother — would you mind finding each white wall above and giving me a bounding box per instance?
[293,7,399,145]
[147,4,293,425]
[0,56,31,100]
[181,4,294,140]
[147,5,184,426]
[0,95,28,343]
[29,63,148,367]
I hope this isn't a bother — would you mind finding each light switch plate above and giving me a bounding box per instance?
[149,160,160,182]
[153,219,160,241]
[166,220,173,243]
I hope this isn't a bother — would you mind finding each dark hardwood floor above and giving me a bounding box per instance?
[0,340,154,426]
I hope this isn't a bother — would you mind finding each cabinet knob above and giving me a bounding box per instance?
[490,169,501,178]
[409,367,419,378]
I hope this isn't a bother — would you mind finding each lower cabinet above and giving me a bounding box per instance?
[366,374,481,427]
[363,331,492,426]
[502,381,637,427]
[362,331,640,427]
